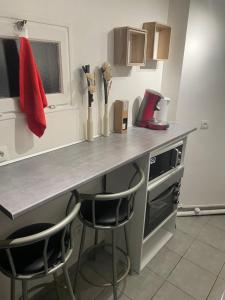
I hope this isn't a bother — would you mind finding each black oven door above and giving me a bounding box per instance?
[149,144,183,181]
[144,182,180,239]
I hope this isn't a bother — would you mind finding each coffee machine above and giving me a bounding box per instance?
[136,89,169,130]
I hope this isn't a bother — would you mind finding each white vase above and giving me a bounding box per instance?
[103,103,110,137]
[87,107,94,141]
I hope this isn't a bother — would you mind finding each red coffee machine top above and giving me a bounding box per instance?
[136,89,169,130]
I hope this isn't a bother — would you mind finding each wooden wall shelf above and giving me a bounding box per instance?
[114,27,147,66]
[143,22,171,61]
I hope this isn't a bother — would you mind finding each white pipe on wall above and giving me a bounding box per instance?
[177,207,225,217]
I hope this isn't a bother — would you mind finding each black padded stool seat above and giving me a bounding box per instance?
[80,197,129,226]
[0,197,80,300]
[0,223,67,276]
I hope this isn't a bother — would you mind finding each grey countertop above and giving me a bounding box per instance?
[0,124,196,219]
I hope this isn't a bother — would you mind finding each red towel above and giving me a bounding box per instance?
[19,37,48,137]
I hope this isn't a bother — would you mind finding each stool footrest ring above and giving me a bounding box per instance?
[78,242,130,288]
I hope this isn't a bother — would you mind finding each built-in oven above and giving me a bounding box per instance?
[144,166,184,239]
[149,141,183,181]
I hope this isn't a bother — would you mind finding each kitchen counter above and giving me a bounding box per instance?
[0,124,196,219]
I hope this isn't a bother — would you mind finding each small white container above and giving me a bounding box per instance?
[156,97,171,122]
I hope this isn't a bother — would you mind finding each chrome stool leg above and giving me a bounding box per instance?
[74,224,86,290]
[94,229,98,245]
[22,279,28,300]
[112,230,118,300]
[91,229,99,261]
[124,225,132,273]
[124,226,130,257]
[63,265,76,300]
[10,278,16,300]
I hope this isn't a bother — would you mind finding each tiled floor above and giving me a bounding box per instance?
[34,215,225,300]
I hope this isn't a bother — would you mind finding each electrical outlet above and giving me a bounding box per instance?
[0,146,9,163]
[200,120,209,129]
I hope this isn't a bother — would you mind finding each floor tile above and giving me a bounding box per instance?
[120,267,164,300]
[74,266,106,300]
[166,229,194,256]
[207,215,225,232]
[33,266,127,300]
[81,245,127,284]
[207,277,225,300]
[147,247,181,279]
[152,281,196,300]
[176,216,206,237]
[30,281,73,300]
[15,277,47,299]
[219,263,225,280]
[197,223,225,252]
[25,215,225,300]
[168,258,216,300]
[184,240,225,275]
[97,287,131,300]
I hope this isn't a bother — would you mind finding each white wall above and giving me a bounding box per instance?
[161,0,190,120]
[0,0,169,163]
[0,1,170,298]
[176,0,225,207]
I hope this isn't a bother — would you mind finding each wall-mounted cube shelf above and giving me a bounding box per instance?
[114,27,147,66]
[143,22,171,61]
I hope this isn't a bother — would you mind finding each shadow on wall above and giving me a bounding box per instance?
[95,67,104,135]
[140,60,158,70]
[132,96,142,125]
[15,115,34,155]
[77,68,87,140]
[107,30,132,77]
[70,67,86,108]
[110,102,114,132]
[76,67,87,98]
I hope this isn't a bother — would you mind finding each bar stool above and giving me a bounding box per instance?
[0,191,80,300]
[74,163,145,300]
